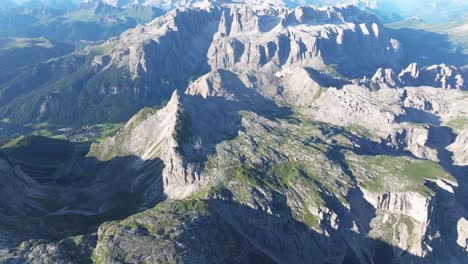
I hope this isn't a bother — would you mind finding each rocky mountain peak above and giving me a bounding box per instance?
[369,63,467,90]
[371,67,400,89]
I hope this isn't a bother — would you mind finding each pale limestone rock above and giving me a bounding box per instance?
[457,218,468,251]
[304,84,402,135]
[370,68,401,89]
[318,207,340,230]
[273,67,322,106]
[447,129,468,166]
[404,127,439,161]
[430,179,457,194]
[363,190,432,256]
[369,63,468,90]
[207,5,400,75]
[363,191,431,224]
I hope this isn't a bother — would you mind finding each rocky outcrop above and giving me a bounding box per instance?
[94,0,379,10]
[363,191,430,224]
[370,68,401,90]
[447,129,468,166]
[0,2,408,126]
[457,218,468,251]
[303,84,402,134]
[208,5,401,76]
[2,2,468,263]
[363,190,431,256]
[369,63,467,90]
[400,63,466,90]
[383,127,439,161]
[185,69,252,99]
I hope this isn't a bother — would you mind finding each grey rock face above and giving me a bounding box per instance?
[96,3,223,80]
[207,4,400,76]
[369,63,467,90]
[447,129,468,166]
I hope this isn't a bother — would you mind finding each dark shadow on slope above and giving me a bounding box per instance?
[0,121,34,142]
[426,126,457,166]
[196,193,428,263]
[95,194,428,263]
[316,126,402,235]
[318,124,417,158]
[427,126,468,192]
[304,67,351,89]
[388,28,468,67]
[322,140,377,234]
[425,126,468,210]
[395,107,441,125]
[423,180,468,262]
[0,137,166,249]
[0,135,90,185]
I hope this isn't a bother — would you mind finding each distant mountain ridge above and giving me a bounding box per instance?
[0,4,404,126]
[88,0,468,22]
[4,0,466,23]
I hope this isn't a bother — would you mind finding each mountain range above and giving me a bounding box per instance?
[3,0,467,22]
[0,0,467,263]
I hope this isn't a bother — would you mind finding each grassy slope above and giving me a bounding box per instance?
[347,154,455,196]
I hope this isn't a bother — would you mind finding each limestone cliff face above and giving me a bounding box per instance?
[185,69,252,99]
[89,92,180,161]
[361,176,463,259]
[383,127,439,161]
[363,190,431,256]
[186,66,324,107]
[208,5,400,75]
[447,129,468,166]
[370,68,401,89]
